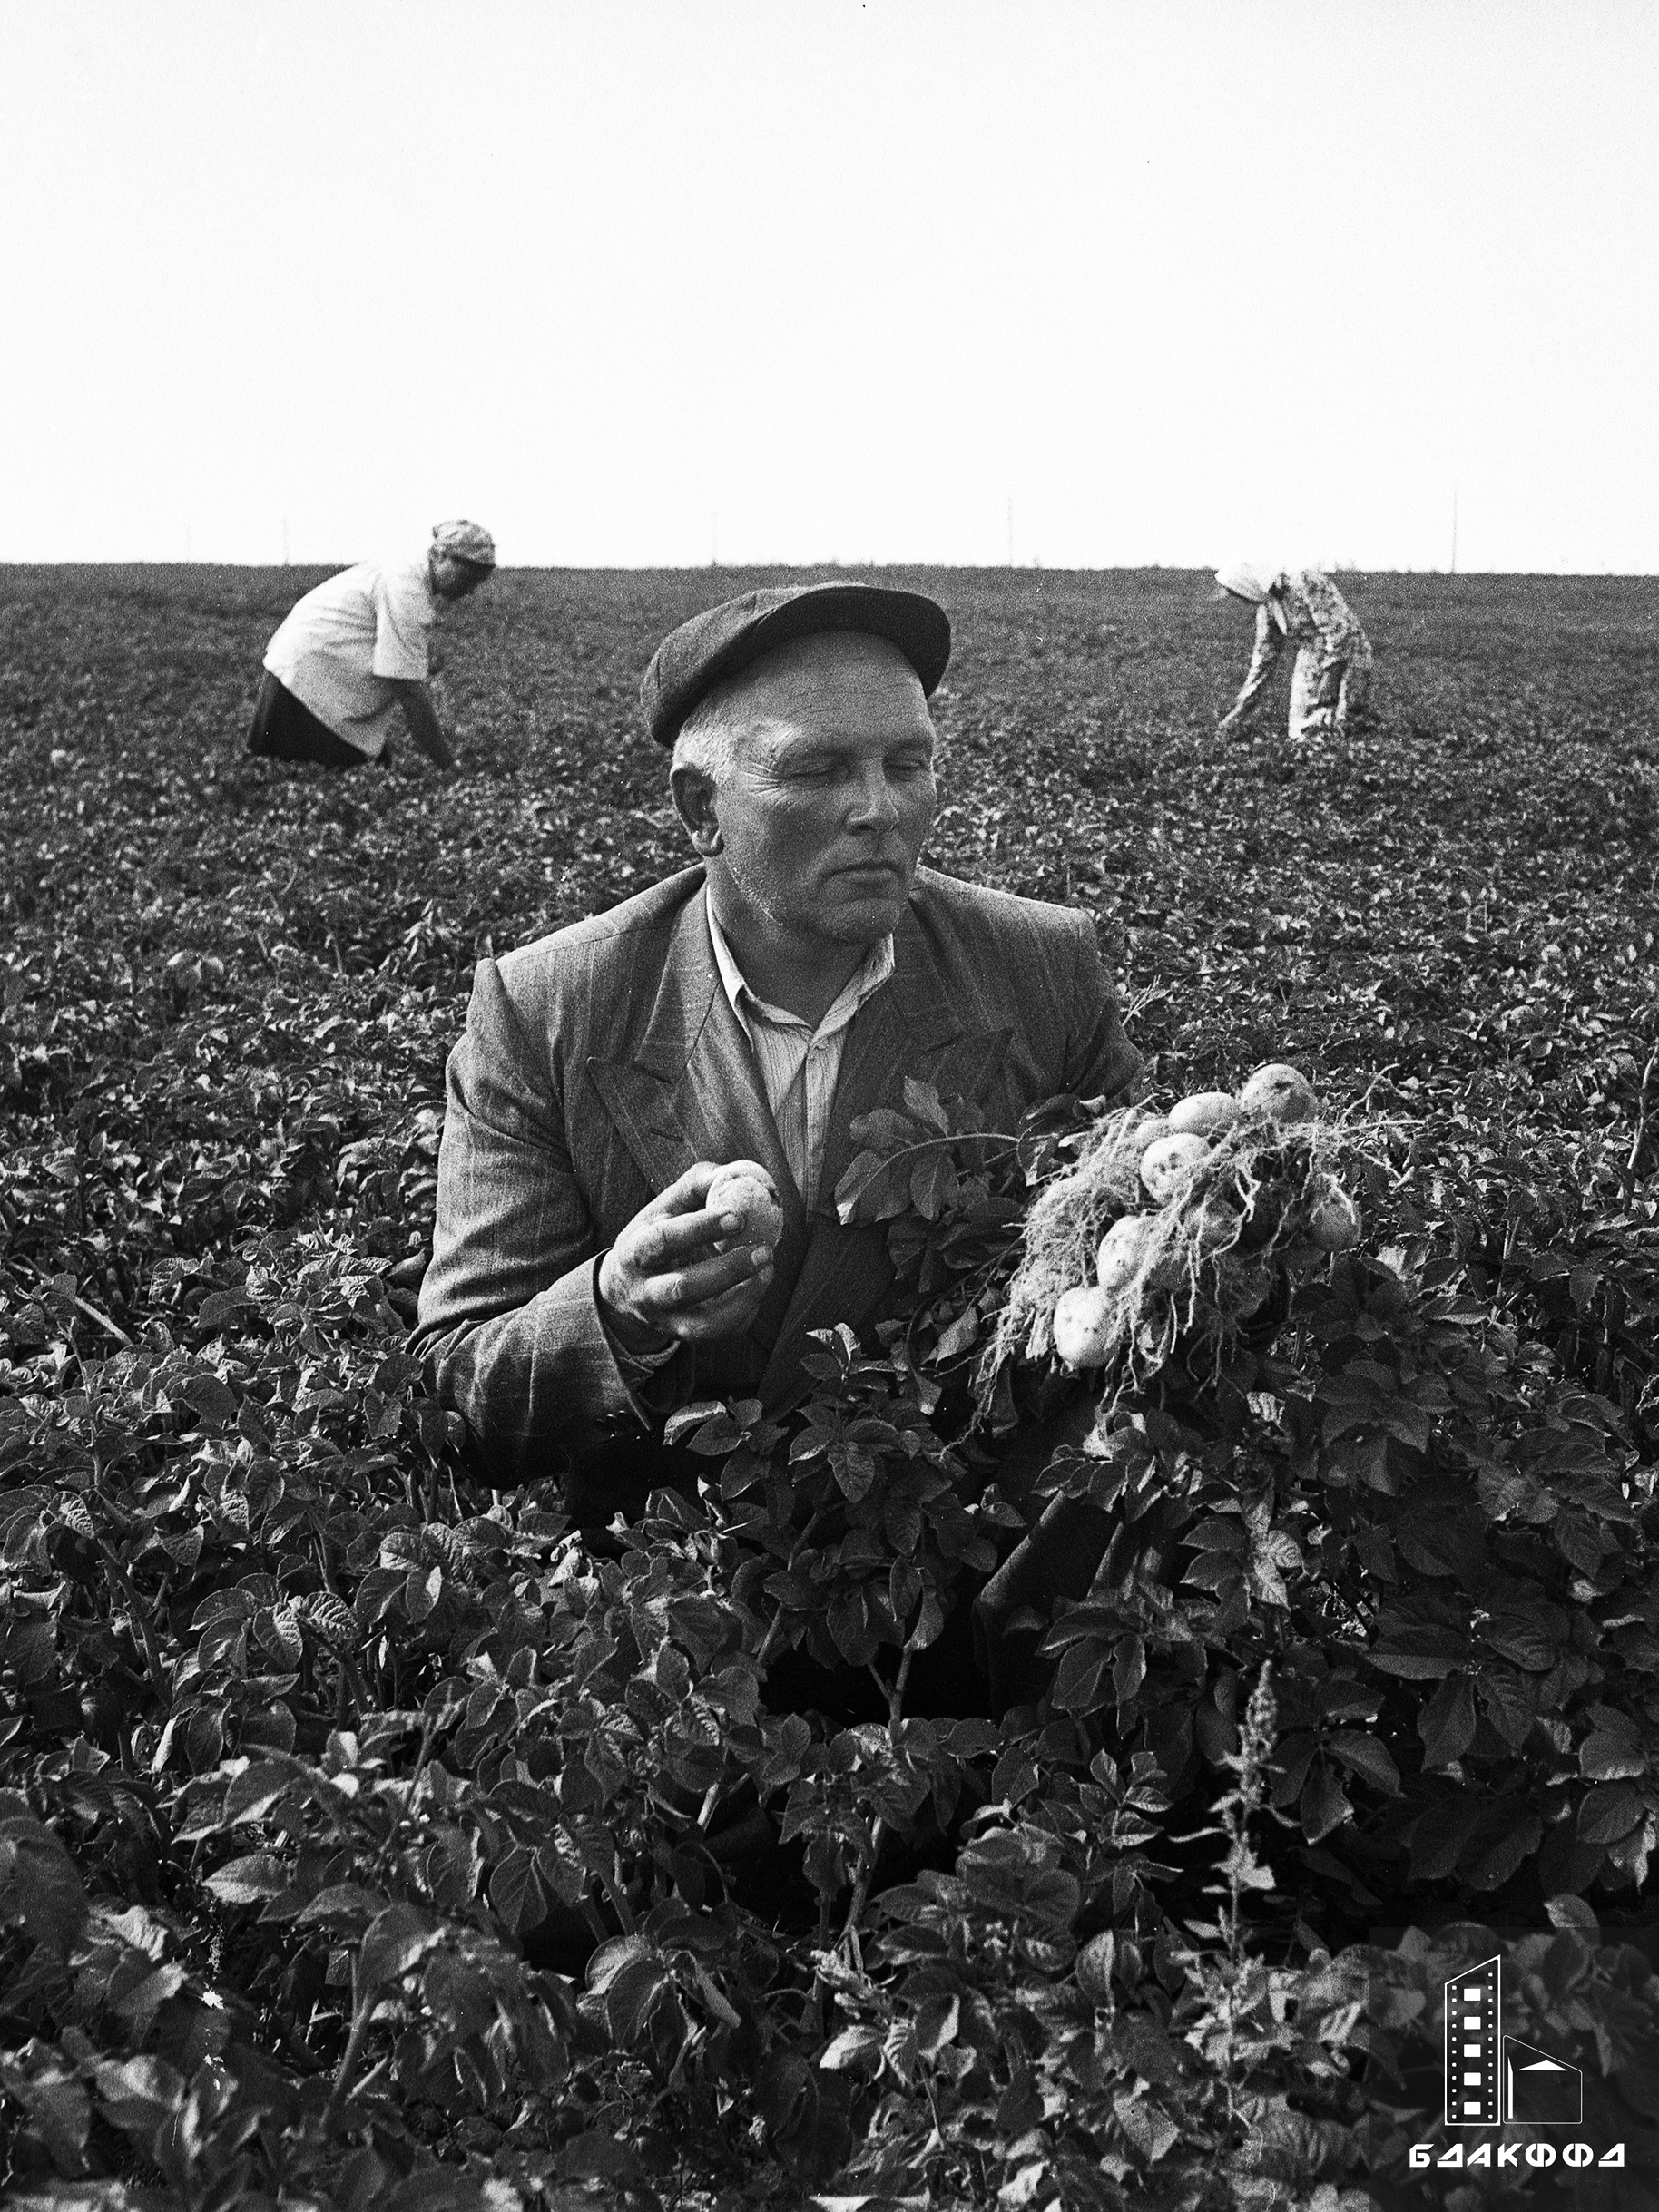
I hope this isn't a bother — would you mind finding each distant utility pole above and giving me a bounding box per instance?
[1450,485,1459,575]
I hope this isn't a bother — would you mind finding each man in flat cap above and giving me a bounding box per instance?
[248,520,496,772]
[415,582,1142,1532]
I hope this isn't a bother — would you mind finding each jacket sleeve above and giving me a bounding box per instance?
[411,956,688,1486]
[1227,602,1282,722]
[1062,915,1144,1104]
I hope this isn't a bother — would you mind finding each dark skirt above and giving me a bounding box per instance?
[247,672,378,768]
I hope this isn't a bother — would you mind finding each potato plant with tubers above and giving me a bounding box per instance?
[990,1061,1375,1424]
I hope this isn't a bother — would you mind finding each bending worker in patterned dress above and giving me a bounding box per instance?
[1213,561,1373,744]
[247,519,496,772]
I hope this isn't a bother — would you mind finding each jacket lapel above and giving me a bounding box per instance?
[584,895,714,1198]
[587,884,1017,1410]
[684,984,812,1354]
[682,983,800,1216]
[757,905,1012,1404]
[813,897,1024,1203]
[586,886,810,1360]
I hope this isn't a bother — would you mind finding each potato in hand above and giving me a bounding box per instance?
[705,1160,785,1249]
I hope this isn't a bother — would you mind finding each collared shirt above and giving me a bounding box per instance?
[263,556,437,758]
[706,904,896,1210]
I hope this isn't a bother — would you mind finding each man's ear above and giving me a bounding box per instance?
[670,763,722,856]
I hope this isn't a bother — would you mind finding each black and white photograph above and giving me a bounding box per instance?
[2,5,1656,2207]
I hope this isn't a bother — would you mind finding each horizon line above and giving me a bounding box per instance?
[5,558,1658,582]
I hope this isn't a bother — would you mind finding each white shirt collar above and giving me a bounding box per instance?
[705,899,895,1039]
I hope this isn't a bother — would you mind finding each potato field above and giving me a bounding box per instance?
[2,563,1657,2211]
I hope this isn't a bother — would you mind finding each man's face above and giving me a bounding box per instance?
[692,632,938,956]
[429,552,493,602]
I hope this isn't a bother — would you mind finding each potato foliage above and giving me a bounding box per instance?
[1,565,1657,2209]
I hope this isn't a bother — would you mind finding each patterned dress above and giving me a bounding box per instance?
[1222,569,1373,742]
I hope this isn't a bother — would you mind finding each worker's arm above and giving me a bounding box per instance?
[387,678,456,771]
[1218,602,1282,733]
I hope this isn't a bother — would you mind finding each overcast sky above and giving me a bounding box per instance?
[3,2,1655,572]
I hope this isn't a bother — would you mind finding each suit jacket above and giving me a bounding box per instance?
[414,863,1141,1492]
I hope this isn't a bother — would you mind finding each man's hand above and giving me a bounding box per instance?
[597,1163,777,1356]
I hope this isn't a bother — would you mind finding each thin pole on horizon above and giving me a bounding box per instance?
[1006,496,1013,568]
[282,516,290,566]
[712,514,718,567]
[1450,486,1459,576]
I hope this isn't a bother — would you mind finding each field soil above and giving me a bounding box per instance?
[5,563,1655,1139]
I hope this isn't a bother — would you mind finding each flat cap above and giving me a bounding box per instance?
[641,581,952,749]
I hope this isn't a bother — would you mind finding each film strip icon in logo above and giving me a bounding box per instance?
[1446,1955,1501,2127]
[1442,1954,1584,2127]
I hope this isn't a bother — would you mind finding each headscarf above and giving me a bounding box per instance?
[432,519,496,566]
[1213,559,1272,603]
